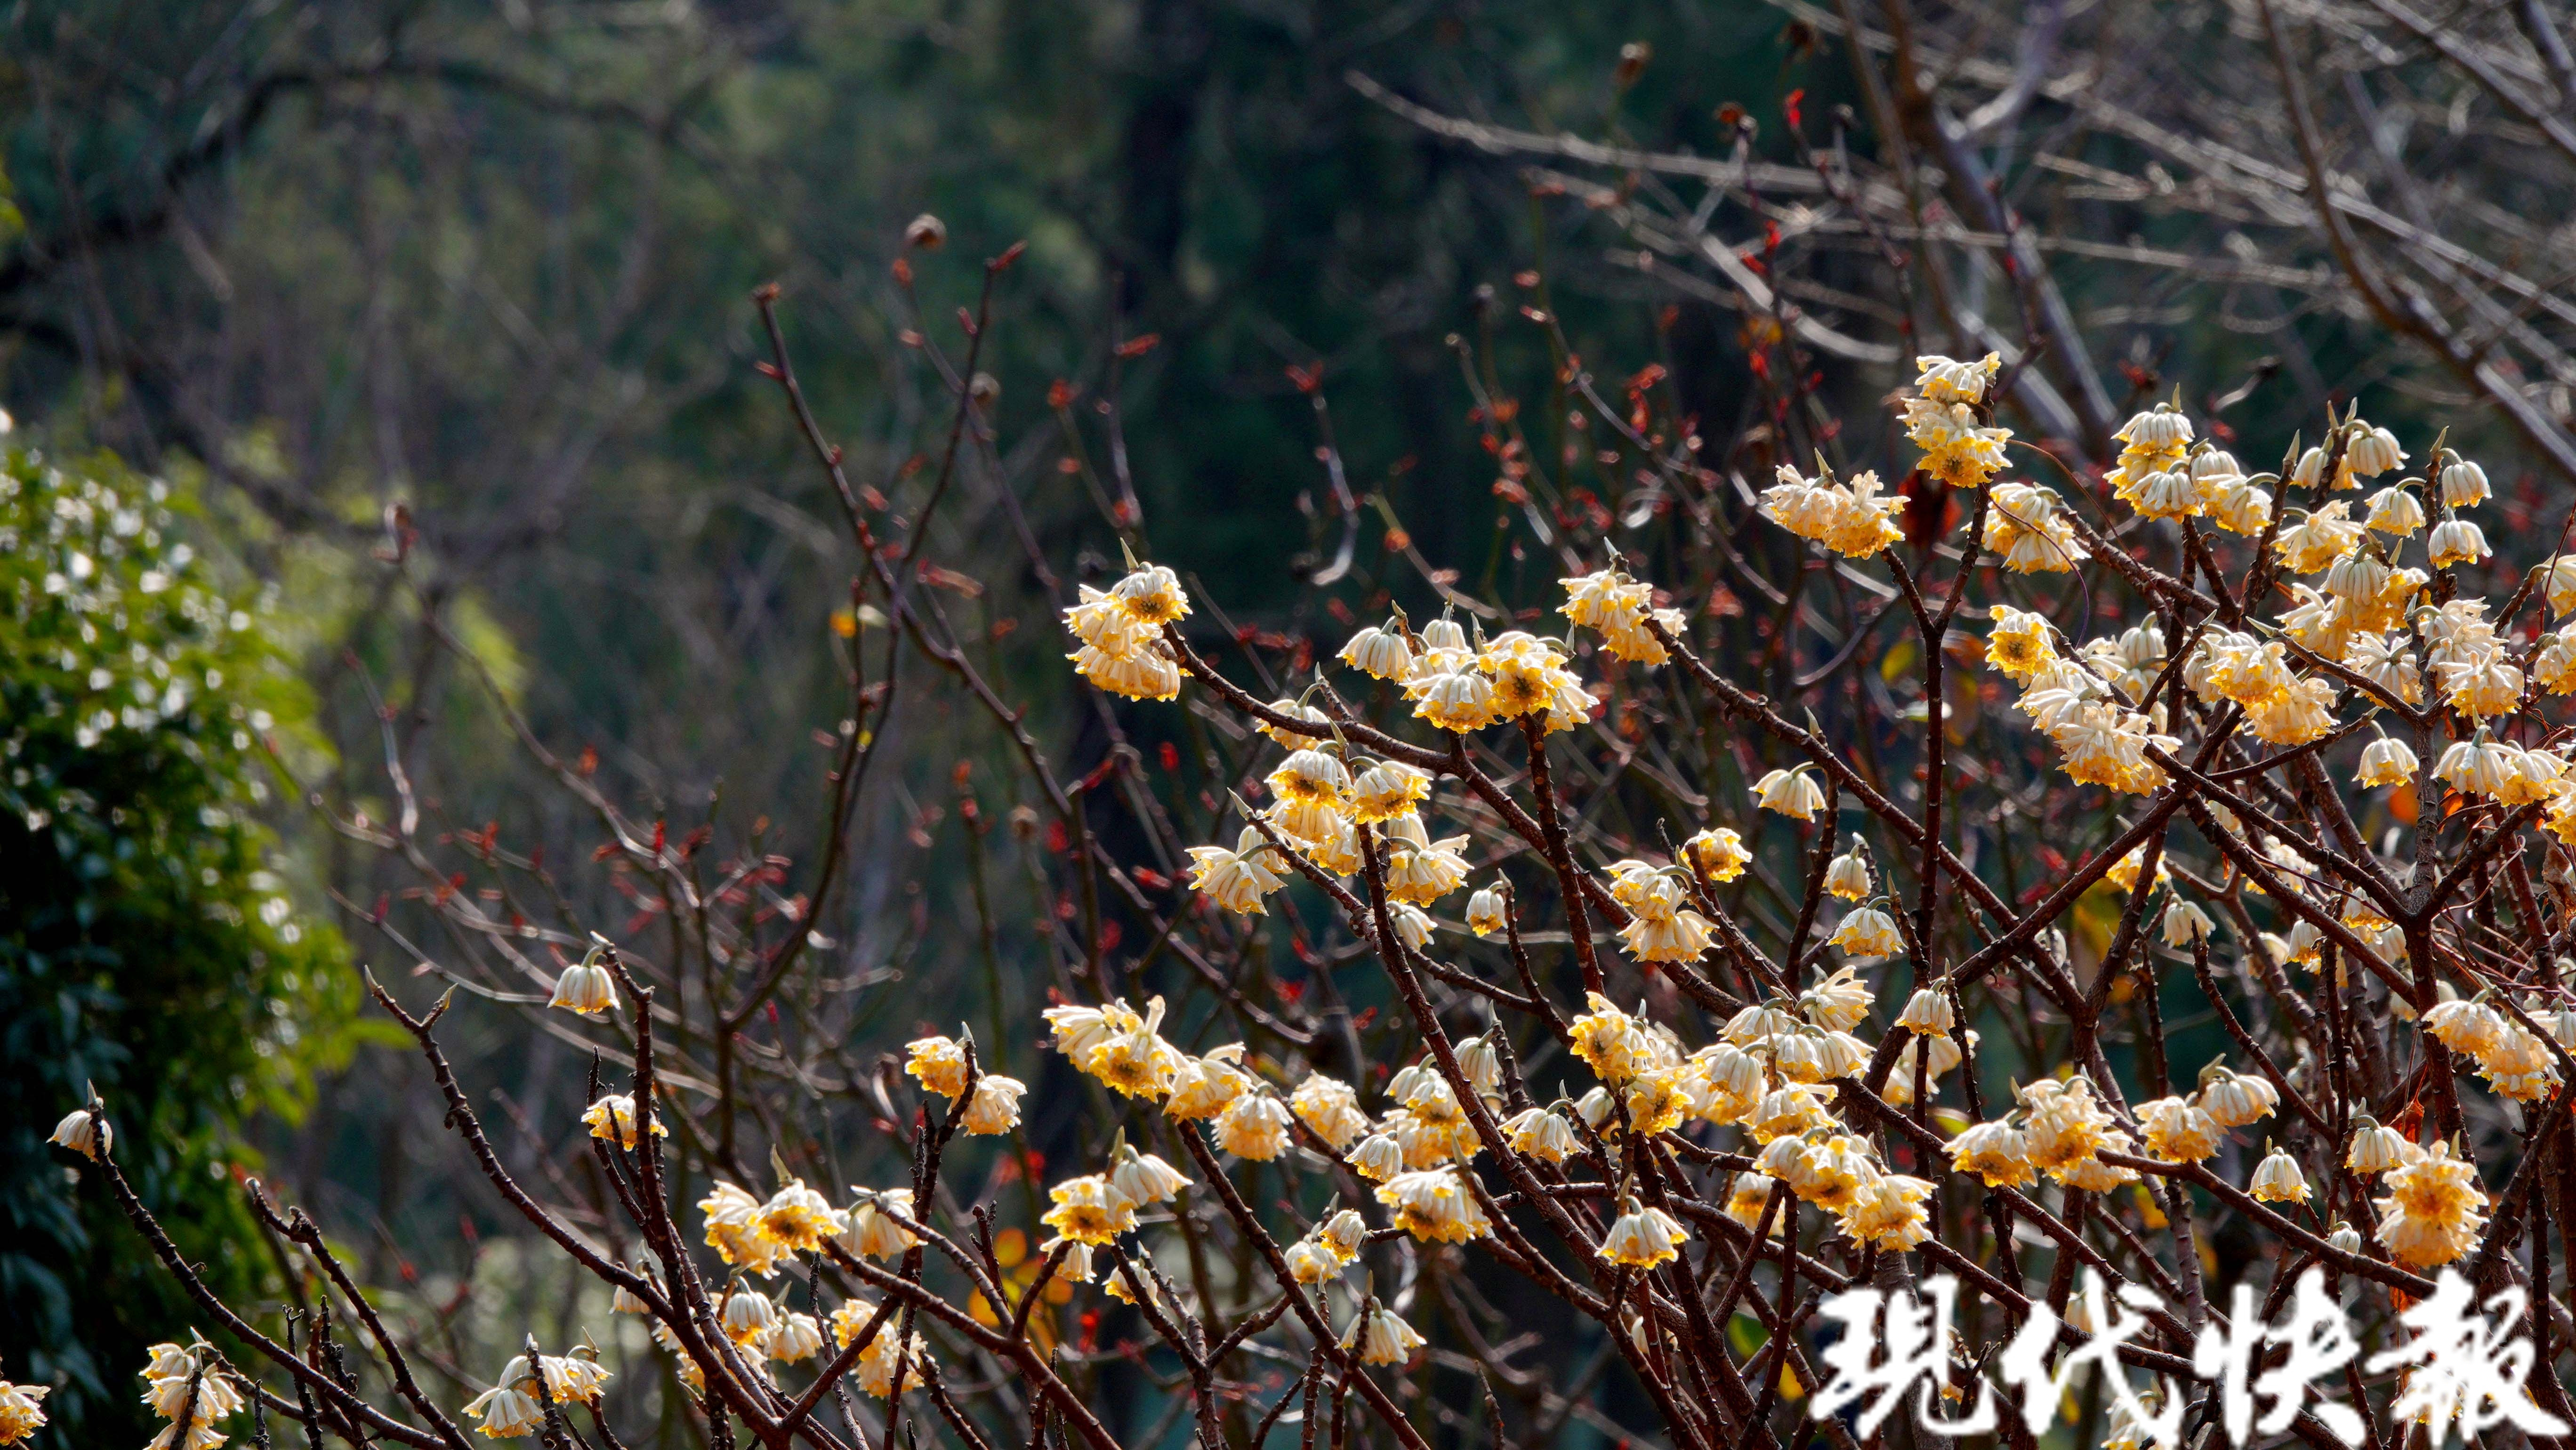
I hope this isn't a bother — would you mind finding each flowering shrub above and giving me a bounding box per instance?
[25,308,2576,1450]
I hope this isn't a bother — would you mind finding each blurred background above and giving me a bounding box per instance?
[9,0,2576,1442]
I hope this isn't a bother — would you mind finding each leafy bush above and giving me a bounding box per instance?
[0,434,362,1440]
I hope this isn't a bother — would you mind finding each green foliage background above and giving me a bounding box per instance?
[0,440,372,1440]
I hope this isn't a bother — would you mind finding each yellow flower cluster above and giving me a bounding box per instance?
[1981,481,2088,573]
[1756,1128,1936,1250]
[827,1302,932,1397]
[1978,607,2177,795]
[902,1034,1028,1133]
[2422,994,2564,1103]
[1900,353,2011,488]
[1401,624,1596,734]
[2182,630,2340,747]
[580,1092,667,1151]
[2375,1140,2489,1270]
[1945,1076,2139,1194]
[1562,567,1687,665]
[139,1343,244,1450]
[0,1361,43,1448]
[2103,405,2273,530]
[1605,859,1715,962]
[1757,464,1907,557]
[698,1178,859,1277]
[2133,1062,2278,1164]
[1063,563,1189,700]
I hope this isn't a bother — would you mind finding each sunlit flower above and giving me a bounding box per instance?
[1348,761,1432,824]
[844,1188,923,1262]
[1692,1043,1766,1123]
[2376,1140,2487,1270]
[2104,845,2169,894]
[1453,1035,1503,1096]
[2249,1146,2310,1204]
[2021,1078,2118,1169]
[1040,1175,1139,1247]
[1617,905,1715,962]
[1822,844,1870,900]
[1984,607,2058,684]
[1904,401,2012,489]
[1346,1134,1404,1182]
[1802,965,1875,1033]
[1341,1303,1426,1366]
[1879,1030,1971,1107]
[1786,1133,1881,1213]
[1894,986,1954,1037]
[1284,1237,1344,1284]
[1747,1082,1834,1143]
[1843,1173,1935,1251]
[721,1286,779,1346]
[49,1107,108,1161]
[2159,899,2214,948]
[1164,1046,1254,1122]
[755,1311,821,1365]
[1753,766,1827,820]
[2427,518,2490,570]
[2272,504,2366,576]
[2346,423,2405,477]
[1569,994,1652,1084]
[1374,1167,1492,1243]
[758,1179,848,1255]
[550,959,618,1016]
[1501,1105,1580,1163]
[1214,1091,1294,1160]
[1186,827,1288,916]
[1109,1147,1193,1207]
[1912,353,2002,405]
[1561,569,1653,631]
[2423,996,2508,1058]
[2438,454,2489,508]
[850,1324,930,1399]
[464,1378,542,1439]
[1255,698,1331,749]
[0,1362,47,1447]
[1044,999,1141,1066]
[1827,905,1903,959]
[1290,1074,1371,1152]
[2198,1067,2278,1129]
[961,1074,1025,1135]
[1713,1175,1776,1232]
[702,1182,787,1276]
[1339,621,1416,680]
[2364,483,2425,536]
[2345,1116,2417,1176]
[1984,482,2089,571]
[1070,641,1182,700]
[2137,1095,2222,1163]
[1380,824,1473,907]
[1596,1199,1689,1269]
[905,1035,972,1098]
[1085,995,1185,1099]
[2353,734,2417,789]
[1682,826,1752,881]
[580,1093,663,1151]
[1413,667,1497,733]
